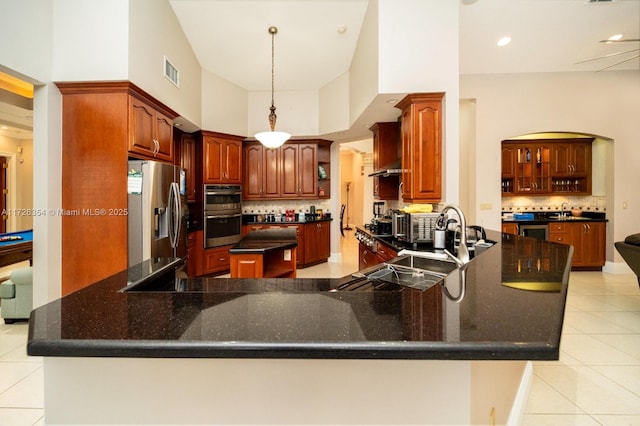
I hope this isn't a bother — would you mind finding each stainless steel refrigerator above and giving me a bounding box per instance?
[127,160,188,266]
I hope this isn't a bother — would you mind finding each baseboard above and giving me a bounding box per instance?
[603,260,633,275]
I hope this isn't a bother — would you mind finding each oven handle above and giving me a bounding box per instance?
[205,191,242,196]
[205,213,242,219]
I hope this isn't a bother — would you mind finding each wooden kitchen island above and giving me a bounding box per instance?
[228,228,298,278]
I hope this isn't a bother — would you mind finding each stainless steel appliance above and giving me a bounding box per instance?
[203,184,242,248]
[519,224,548,240]
[393,212,441,243]
[128,160,188,266]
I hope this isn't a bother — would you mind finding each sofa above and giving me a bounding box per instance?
[0,266,33,324]
[615,234,640,287]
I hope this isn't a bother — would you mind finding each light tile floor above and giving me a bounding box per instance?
[1,233,638,425]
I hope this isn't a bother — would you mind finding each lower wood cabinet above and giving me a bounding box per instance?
[502,223,519,235]
[549,221,605,269]
[241,222,330,267]
[358,243,378,271]
[187,230,232,276]
[304,221,330,266]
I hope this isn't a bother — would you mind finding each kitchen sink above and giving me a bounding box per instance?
[346,255,458,291]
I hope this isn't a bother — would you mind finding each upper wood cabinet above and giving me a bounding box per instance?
[370,122,400,200]
[281,143,317,198]
[243,139,331,200]
[202,131,243,184]
[502,138,593,196]
[128,95,175,162]
[177,132,198,203]
[551,140,592,177]
[56,81,178,295]
[243,143,280,199]
[396,93,443,203]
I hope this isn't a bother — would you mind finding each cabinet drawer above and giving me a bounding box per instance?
[204,247,231,271]
[549,223,567,233]
[549,235,569,243]
[375,241,397,261]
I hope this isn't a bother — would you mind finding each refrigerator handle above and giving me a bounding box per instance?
[168,182,181,249]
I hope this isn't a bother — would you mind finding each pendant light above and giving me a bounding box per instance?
[254,26,291,149]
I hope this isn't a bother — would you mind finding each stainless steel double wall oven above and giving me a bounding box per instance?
[203,184,242,248]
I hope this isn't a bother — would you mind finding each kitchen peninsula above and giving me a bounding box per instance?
[28,230,572,425]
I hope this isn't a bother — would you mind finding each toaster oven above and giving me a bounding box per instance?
[393,212,441,243]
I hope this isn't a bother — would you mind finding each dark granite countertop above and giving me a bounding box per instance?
[228,228,297,254]
[502,210,607,224]
[27,230,572,361]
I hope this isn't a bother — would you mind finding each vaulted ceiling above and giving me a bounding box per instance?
[1,0,638,140]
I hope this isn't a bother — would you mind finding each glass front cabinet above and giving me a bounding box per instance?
[502,138,593,197]
[502,142,551,195]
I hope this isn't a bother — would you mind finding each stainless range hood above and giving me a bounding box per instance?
[368,159,405,177]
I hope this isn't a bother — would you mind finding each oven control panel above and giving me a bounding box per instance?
[355,228,376,252]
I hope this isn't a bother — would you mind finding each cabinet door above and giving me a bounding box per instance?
[154,110,174,161]
[571,143,590,176]
[223,139,242,183]
[304,222,330,265]
[359,243,379,271]
[180,134,197,202]
[551,144,572,176]
[280,145,299,197]
[501,145,516,178]
[371,122,400,200]
[243,144,264,199]
[398,94,443,202]
[514,144,551,194]
[203,136,223,183]
[298,144,318,197]
[263,147,281,198]
[129,98,155,155]
[578,222,605,268]
[501,223,518,235]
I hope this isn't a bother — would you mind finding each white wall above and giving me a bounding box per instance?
[0,0,63,305]
[52,0,129,81]
[377,0,460,204]
[349,0,379,125]
[460,71,640,263]
[319,72,350,135]
[201,70,248,136]
[129,0,202,128]
[248,90,319,137]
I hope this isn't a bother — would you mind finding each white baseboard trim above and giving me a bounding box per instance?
[507,361,533,426]
[603,260,633,275]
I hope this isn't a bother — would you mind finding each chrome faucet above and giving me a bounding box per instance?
[441,204,470,268]
[561,202,569,217]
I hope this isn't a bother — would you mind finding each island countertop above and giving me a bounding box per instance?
[228,228,297,254]
[27,230,572,361]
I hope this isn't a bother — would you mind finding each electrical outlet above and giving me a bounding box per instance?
[480,203,492,210]
[284,249,291,261]
[623,201,628,209]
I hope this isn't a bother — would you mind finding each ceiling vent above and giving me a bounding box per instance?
[164,57,179,87]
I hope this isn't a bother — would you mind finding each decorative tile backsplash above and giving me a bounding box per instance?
[243,200,332,215]
[501,195,606,212]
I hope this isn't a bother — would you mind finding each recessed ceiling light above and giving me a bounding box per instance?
[385,99,398,104]
[497,36,512,47]
[608,34,623,41]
